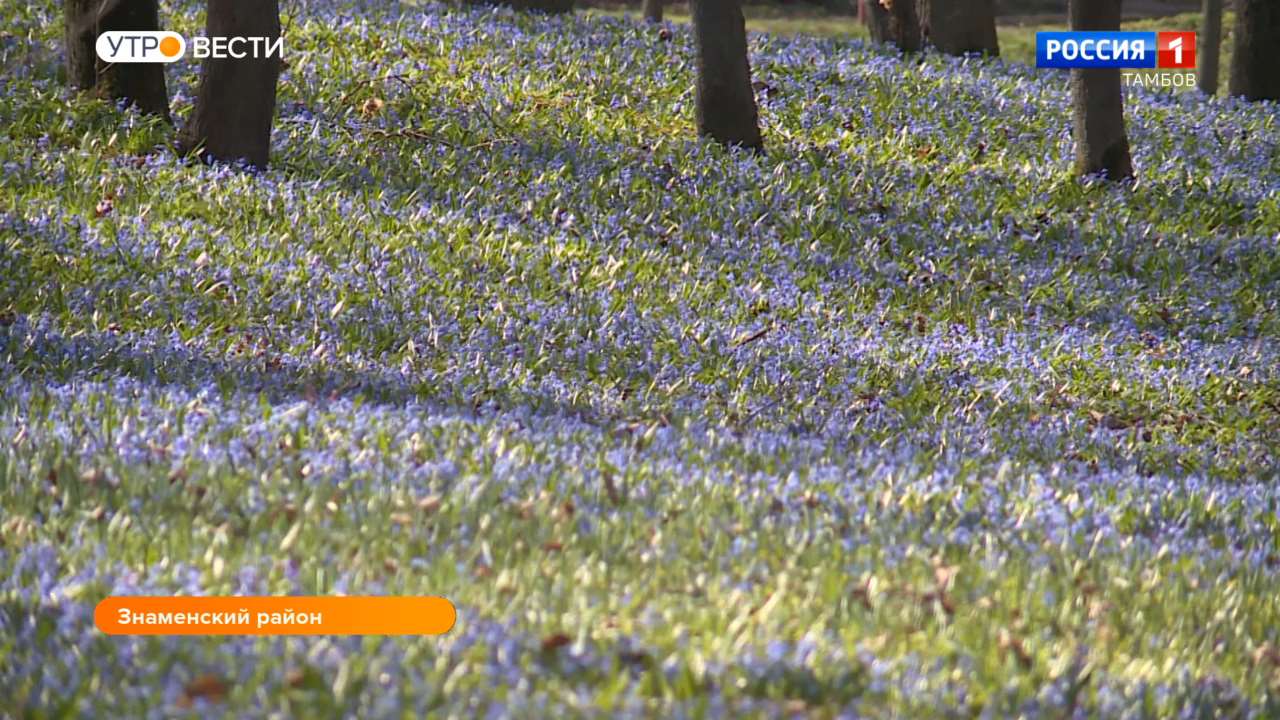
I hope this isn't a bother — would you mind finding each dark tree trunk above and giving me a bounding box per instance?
[65,0,98,90]
[643,0,663,23]
[864,0,923,52]
[921,0,999,56]
[1197,0,1222,95]
[64,0,170,118]
[690,0,763,151]
[178,0,282,168]
[1228,0,1280,101]
[863,0,894,44]
[1069,0,1133,180]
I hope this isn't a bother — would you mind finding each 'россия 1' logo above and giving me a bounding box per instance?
[1036,31,1195,69]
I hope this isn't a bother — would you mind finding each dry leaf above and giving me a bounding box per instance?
[178,674,229,708]
[417,494,442,514]
[541,633,571,652]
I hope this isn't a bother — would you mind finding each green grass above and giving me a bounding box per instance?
[594,7,1232,92]
[2,0,1280,717]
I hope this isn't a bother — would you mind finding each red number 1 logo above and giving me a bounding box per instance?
[1157,32,1196,69]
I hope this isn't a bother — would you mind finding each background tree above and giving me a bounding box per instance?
[1197,0,1222,95]
[178,0,282,168]
[863,0,923,52]
[643,0,663,23]
[920,0,999,55]
[1229,0,1280,101]
[690,0,764,150]
[1069,0,1133,179]
[64,0,169,118]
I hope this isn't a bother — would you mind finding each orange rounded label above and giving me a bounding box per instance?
[94,596,456,635]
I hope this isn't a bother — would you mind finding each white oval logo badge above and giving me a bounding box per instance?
[95,31,186,63]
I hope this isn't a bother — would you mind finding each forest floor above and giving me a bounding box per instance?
[593,6,1229,91]
[2,0,1279,716]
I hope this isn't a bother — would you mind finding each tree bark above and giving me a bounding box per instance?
[863,0,894,44]
[921,0,999,56]
[65,0,98,90]
[178,0,282,168]
[1069,0,1133,180]
[690,0,764,151]
[64,0,170,118]
[864,0,923,52]
[1197,0,1222,95]
[1228,0,1280,101]
[643,0,663,23]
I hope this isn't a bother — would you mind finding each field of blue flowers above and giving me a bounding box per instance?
[2,0,1279,716]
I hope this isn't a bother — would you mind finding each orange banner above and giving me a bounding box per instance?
[94,596,456,635]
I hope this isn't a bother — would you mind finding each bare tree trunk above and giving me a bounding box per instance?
[65,0,98,90]
[1228,0,1280,101]
[179,0,282,168]
[64,0,170,118]
[1069,0,1133,180]
[643,0,663,23]
[1197,0,1222,95]
[921,0,999,55]
[863,0,894,43]
[864,0,923,52]
[690,0,763,151]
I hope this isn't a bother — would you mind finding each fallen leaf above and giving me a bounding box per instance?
[998,629,1033,668]
[1254,643,1280,668]
[541,633,571,652]
[178,674,229,708]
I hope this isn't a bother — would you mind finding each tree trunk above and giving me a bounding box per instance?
[690,0,763,151]
[65,0,98,90]
[921,0,999,56]
[643,0,663,23]
[1069,0,1133,180]
[178,0,282,168]
[1228,0,1280,101]
[1197,0,1222,95]
[864,0,923,52]
[863,0,895,44]
[64,0,170,118]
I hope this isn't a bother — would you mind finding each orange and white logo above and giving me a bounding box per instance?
[95,32,283,62]
[96,31,186,63]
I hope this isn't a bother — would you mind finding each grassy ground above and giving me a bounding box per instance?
[3,0,1280,717]
[594,7,1230,92]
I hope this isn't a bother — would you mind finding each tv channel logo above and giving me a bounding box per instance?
[1036,31,1195,69]
[96,31,186,63]
[96,32,283,63]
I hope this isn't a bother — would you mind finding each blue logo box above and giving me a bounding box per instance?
[1036,31,1158,68]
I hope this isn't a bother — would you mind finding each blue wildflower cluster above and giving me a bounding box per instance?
[1,0,1278,716]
